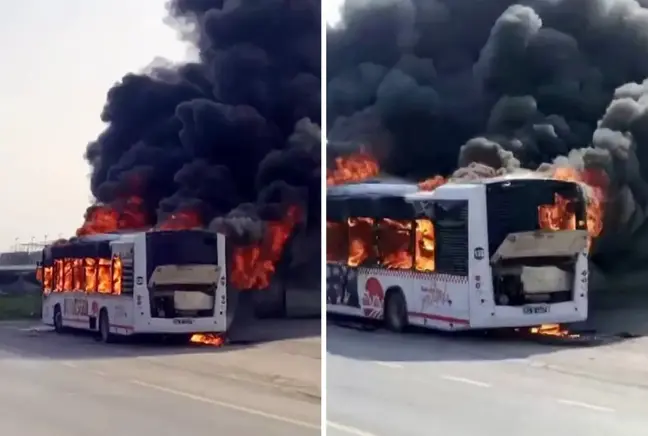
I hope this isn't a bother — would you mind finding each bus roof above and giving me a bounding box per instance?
[326,182,420,199]
[327,182,419,220]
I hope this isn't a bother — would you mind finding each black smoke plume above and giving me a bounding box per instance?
[85,0,321,239]
[327,0,648,290]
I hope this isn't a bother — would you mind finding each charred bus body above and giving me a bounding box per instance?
[326,178,589,331]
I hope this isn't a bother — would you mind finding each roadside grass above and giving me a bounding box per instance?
[0,293,41,320]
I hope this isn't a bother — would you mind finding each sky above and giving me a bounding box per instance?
[0,0,344,253]
[0,0,189,250]
[325,0,344,25]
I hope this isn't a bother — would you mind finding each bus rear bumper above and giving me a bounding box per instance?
[133,317,226,335]
[470,301,588,329]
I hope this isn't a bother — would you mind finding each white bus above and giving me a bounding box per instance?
[38,229,228,343]
[326,178,590,332]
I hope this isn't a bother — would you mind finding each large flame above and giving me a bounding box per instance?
[75,195,301,293]
[77,196,148,236]
[540,167,609,247]
[328,150,609,245]
[231,206,302,290]
[156,207,302,290]
[327,148,380,185]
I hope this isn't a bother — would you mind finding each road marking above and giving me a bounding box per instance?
[130,379,319,430]
[557,399,615,413]
[440,375,491,388]
[373,361,403,369]
[328,421,378,436]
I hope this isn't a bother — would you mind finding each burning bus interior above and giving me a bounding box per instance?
[327,183,432,272]
[38,236,125,297]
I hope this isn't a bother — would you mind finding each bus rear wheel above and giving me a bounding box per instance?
[384,290,408,333]
[97,310,116,344]
[53,305,64,334]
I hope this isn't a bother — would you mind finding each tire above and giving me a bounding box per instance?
[384,290,408,333]
[97,310,116,344]
[53,305,64,334]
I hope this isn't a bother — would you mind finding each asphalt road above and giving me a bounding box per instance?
[0,322,320,436]
[326,323,648,436]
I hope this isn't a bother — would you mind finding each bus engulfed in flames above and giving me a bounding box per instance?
[327,148,607,267]
[327,147,608,338]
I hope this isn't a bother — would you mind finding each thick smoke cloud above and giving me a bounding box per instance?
[327,0,648,285]
[85,0,321,238]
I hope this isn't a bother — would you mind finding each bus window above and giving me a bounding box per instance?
[415,219,436,272]
[112,256,123,295]
[84,258,97,293]
[327,221,348,262]
[377,219,413,269]
[73,259,84,290]
[54,259,64,292]
[434,201,469,275]
[63,259,74,291]
[348,217,377,267]
[97,258,112,294]
[43,266,53,294]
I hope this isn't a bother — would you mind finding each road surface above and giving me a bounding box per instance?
[0,321,320,436]
[327,323,648,436]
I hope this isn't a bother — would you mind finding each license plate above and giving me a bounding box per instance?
[523,305,549,315]
[173,318,194,325]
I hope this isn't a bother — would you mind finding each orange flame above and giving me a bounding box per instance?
[414,219,435,271]
[77,196,149,236]
[190,333,225,346]
[39,256,122,295]
[347,217,375,266]
[327,218,435,271]
[327,149,379,185]
[418,175,446,191]
[540,167,609,246]
[530,323,579,338]
[231,206,302,290]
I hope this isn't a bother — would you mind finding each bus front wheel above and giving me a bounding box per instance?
[384,290,408,333]
[53,305,64,334]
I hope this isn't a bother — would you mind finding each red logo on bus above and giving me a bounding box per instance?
[91,302,99,315]
[362,277,384,317]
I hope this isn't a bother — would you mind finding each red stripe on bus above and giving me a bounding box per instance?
[408,312,469,325]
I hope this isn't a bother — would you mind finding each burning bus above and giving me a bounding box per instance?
[326,177,590,331]
[39,230,228,343]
